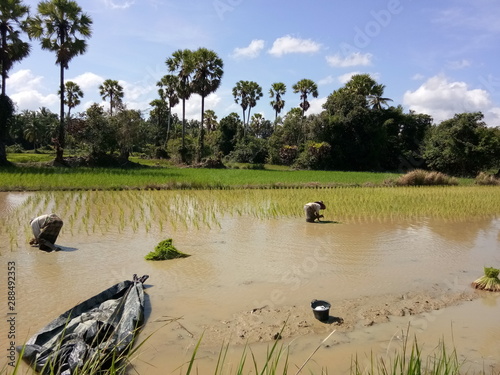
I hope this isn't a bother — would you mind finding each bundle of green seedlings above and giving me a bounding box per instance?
[471,266,500,291]
[145,238,190,260]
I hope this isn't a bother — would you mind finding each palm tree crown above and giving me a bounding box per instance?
[166,49,195,155]
[192,47,223,162]
[292,78,318,116]
[99,79,124,116]
[269,82,286,120]
[0,0,31,96]
[27,0,92,163]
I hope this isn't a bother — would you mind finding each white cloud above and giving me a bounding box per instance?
[69,72,105,92]
[9,69,44,92]
[338,72,361,84]
[268,35,321,57]
[326,52,373,67]
[231,40,265,59]
[403,75,492,124]
[171,93,222,121]
[11,90,59,112]
[307,97,327,115]
[8,70,59,111]
[103,0,134,9]
[318,75,335,86]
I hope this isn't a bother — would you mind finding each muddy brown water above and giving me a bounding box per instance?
[0,191,499,374]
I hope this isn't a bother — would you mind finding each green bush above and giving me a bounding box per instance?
[145,239,190,261]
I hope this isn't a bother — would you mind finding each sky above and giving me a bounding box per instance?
[7,0,500,127]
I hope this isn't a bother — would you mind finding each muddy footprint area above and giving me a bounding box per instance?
[168,288,480,348]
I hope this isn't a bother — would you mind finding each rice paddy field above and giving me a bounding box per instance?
[0,162,499,374]
[1,186,499,248]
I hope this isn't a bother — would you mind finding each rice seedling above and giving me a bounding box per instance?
[145,238,190,260]
[350,327,464,375]
[471,267,500,292]
[2,185,500,254]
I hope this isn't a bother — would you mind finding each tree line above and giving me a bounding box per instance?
[1,0,499,177]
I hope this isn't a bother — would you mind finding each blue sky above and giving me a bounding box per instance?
[7,0,500,126]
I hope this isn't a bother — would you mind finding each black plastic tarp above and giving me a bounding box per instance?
[17,274,149,374]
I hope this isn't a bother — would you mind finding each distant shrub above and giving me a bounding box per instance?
[6,144,24,153]
[145,238,190,261]
[241,163,265,170]
[395,169,458,186]
[475,172,500,186]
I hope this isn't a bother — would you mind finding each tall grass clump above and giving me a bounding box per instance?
[471,266,500,292]
[475,172,500,186]
[394,170,458,186]
[350,329,464,375]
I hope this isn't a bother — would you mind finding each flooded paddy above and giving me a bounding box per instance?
[0,190,499,374]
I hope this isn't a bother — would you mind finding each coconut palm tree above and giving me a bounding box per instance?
[99,79,123,116]
[27,0,92,164]
[367,83,392,110]
[157,74,179,147]
[166,49,195,161]
[269,82,286,121]
[191,47,223,162]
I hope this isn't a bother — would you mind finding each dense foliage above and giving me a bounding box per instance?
[0,1,499,177]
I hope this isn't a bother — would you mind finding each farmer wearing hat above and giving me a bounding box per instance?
[29,213,63,252]
[304,201,326,222]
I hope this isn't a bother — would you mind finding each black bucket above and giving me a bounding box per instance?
[311,299,331,322]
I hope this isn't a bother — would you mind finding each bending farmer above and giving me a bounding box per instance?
[29,214,63,252]
[304,201,326,223]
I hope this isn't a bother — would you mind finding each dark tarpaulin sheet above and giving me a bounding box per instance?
[17,274,149,375]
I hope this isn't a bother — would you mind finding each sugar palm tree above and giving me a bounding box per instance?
[246,81,262,128]
[60,80,83,118]
[166,49,194,160]
[27,0,92,164]
[232,80,249,127]
[269,82,286,121]
[0,0,31,165]
[0,0,30,96]
[232,80,262,133]
[157,74,179,147]
[292,79,318,116]
[99,79,124,116]
[203,109,217,131]
[191,47,223,162]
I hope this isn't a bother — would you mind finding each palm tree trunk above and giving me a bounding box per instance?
[197,96,205,163]
[55,62,65,164]
[165,105,172,148]
[181,98,186,162]
[1,28,7,97]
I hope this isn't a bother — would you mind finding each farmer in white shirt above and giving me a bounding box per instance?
[304,201,326,223]
[29,213,63,251]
